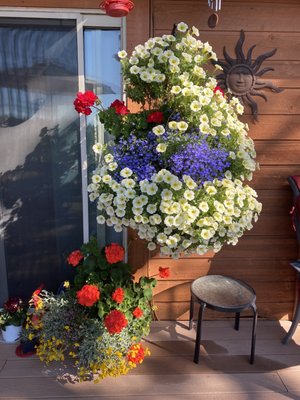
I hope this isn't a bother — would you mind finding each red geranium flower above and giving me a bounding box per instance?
[76,284,100,307]
[158,266,170,279]
[67,250,84,267]
[104,310,128,334]
[147,111,164,123]
[127,343,145,364]
[112,287,125,304]
[105,243,125,264]
[132,307,143,318]
[213,86,225,96]
[110,99,130,115]
[73,91,98,115]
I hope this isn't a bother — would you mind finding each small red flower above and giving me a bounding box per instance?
[213,86,225,96]
[67,250,84,267]
[104,310,128,334]
[112,288,125,304]
[132,307,143,318]
[73,91,98,115]
[147,111,164,124]
[76,284,100,307]
[105,243,125,264]
[158,266,170,279]
[4,297,24,313]
[110,99,130,115]
[127,343,146,364]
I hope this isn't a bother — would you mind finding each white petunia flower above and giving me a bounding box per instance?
[120,167,133,178]
[168,121,178,130]
[152,125,165,136]
[199,201,209,212]
[146,183,158,195]
[156,143,167,153]
[92,174,101,184]
[130,65,140,74]
[177,22,188,32]
[108,162,118,171]
[102,175,112,184]
[171,85,182,94]
[177,121,188,131]
[118,50,127,59]
[190,101,201,112]
[171,180,183,191]
[184,190,195,201]
[96,215,106,224]
[192,26,199,36]
[92,143,103,154]
[161,189,173,200]
[205,186,217,195]
[147,242,156,251]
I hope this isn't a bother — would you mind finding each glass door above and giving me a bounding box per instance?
[0,11,123,303]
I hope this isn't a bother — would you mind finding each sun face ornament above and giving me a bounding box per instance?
[213,30,283,120]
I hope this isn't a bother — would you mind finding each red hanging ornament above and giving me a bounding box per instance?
[100,0,134,17]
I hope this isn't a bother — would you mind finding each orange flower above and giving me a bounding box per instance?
[112,288,125,304]
[76,284,100,307]
[127,343,146,364]
[132,307,143,318]
[67,250,84,267]
[104,310,128,334]
[105,243,125,264]
[158,266,170,279]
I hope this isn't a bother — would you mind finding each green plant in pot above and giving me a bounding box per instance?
[0,297,27,343]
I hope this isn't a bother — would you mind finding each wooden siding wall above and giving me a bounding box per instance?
[127,0,300,321]
[0,0,299,320]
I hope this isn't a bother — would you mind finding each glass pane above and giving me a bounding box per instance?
[0,18,83,301]
[84,28,122,244]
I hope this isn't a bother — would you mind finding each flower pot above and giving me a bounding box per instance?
[100,0,134,17]
[1,325,22,343]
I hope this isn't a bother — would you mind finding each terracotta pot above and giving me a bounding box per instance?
[1,325,22,343]
[100,0,134,17]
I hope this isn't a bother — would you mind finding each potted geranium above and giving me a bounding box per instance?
[74,22,262,259]
[22,238,161,382]
[0,297,27,343]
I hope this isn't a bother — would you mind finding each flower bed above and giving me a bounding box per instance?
[75,22,262,258]
[23,239,157,382]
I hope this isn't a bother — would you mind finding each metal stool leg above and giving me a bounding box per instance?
[194,302,206,364]
[282,300,300,344]
[189,295,194,330]
[235,312,240,330]
[250,304,258,364]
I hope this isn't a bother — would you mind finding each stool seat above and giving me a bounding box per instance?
[189,274,257,365]
[191,275,256,312]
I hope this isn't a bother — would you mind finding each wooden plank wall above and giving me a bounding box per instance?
[127,0,300,320]
[0,0,299,320]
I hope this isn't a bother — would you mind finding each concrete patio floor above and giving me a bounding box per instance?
[0,320,300,399]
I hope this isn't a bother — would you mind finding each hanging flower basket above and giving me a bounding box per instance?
[74,22,262,258]
[100,0,134,17]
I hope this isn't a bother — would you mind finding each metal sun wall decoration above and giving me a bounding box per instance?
[213,30,283,120]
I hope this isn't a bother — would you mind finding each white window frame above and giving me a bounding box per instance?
[0,8,126,243]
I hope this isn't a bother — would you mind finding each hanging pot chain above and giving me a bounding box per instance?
[208,0,222,12]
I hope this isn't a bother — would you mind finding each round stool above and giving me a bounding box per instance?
[189,274,257,364]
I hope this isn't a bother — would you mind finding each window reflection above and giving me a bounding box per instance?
[84,28,122,243]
